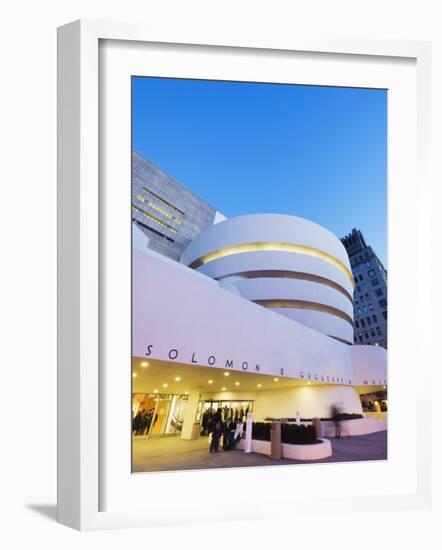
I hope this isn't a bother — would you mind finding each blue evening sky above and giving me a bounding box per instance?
[132,77,387,266]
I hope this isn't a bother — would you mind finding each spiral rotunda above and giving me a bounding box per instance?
[181,214,354,344]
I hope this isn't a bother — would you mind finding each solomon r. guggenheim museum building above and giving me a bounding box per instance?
[132,151,387,441]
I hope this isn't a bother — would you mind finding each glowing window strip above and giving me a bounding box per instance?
[253,299,354,326]
[136,195,173,219]
[142,186,185,216]
[188,241,354,286]
[132,205,177,234]
[136,194,182,224]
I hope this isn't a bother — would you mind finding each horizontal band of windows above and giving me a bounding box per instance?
[216,270,353,303]
[133,219,175,243]
[132,204,178,234]
[253,299,354,326]
[188,241,354,287]
[142,186,186,216]
[136,194,182,224]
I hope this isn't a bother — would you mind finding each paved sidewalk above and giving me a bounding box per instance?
[132,430,387,473]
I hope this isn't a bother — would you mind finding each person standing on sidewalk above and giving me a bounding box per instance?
[330,403,342,439]
[209,408,223,453]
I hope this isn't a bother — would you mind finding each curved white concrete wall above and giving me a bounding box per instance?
[233,277,353,342]
[252,385,363,421]
[181,214,354,339]
[233,278,353,315]
[351,345,388,386]
[195,251,354,297]
[181,214,352,270]
[202,385,363,420]
[272,309,353,343]
[133,248,387,419]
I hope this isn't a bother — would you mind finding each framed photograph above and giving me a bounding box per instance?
[57,20,432,530]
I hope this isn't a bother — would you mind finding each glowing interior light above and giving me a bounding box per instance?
[188,241,354,286]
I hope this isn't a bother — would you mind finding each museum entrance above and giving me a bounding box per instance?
[132,393,188,438]
[360,390,388,413]
[196,399,254,424]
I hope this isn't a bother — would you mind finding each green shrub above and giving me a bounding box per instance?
[252,422,272,441]
[281,423,318,445]
[335,413,363,421]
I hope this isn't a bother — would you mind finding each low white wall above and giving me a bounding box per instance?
[253,385,363,420]
[236,439,269,454]
[282,439,332,460]
[237,438,332,460]
[321,417,387,437]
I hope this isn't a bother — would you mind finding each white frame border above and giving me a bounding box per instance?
[57,19,432,531]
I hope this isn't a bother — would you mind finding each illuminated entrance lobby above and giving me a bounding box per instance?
[132,213,387,453]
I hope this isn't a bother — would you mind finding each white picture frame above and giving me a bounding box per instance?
[57,19,433,531]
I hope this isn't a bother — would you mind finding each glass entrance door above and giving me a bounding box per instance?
[150,396,172,437]
[164,394,188,435]
[132,393,189,438]
[199,400,254,423]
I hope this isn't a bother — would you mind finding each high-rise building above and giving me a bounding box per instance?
[132,150,225,261]
[341,228,388,348]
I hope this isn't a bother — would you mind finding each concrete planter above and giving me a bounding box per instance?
[237,439,270,454]
[321,417,387,437]
[282,438,332,460]
[251,439,271,454]
[237,437,332,460]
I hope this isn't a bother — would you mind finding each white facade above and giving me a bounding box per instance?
[133,214,387,424]
[181,214,355,343]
